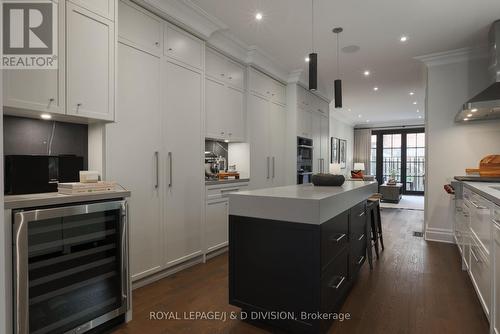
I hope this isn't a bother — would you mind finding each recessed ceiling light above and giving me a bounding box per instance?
[416,109,420,113]
[400,35,408,42]
[40,114,52,120]
[467,114,472,117]
[224,139,230,143]
[413,101,417,105]
[348,108,352,112]
[464,118,469,121]
[409,92,415,96]
[366,120,370,123]
[305,56,310,62]
[363,70,370,77]
[373,87,379,91]
[358,114,362,118]
[418,116,422,119]
[471,108,478,112]
[255,12,263,21]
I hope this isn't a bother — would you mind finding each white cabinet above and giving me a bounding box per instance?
[69,0,115,20]
[66,3,115,121]
[3,0,65,116]
[312,112,329,173]
[107,42,163,281]
[494,220,500,334]
[204,48,245,141]
[206,200,229,252]
[269,103,287,186]
[118,0,162,56]
[249,69,286,105]
[163,60,203,267]
[205,182,248,253]
[298,108,312,139]
[469,193,493,255]
[165,24,203,70]
[470,236,491,318]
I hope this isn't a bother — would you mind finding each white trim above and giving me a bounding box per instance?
[415,46,488,67]
[425,227,455,244]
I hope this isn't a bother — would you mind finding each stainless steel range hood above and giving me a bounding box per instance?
[456,20,500,122]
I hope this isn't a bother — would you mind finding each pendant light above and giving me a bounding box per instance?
[333,27,343,108]
[308,0,317,91]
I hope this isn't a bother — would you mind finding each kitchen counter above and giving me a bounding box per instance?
[228,181,378,225]
[5,188,131,210]
[205,178,250,186]
[463,181,500,206]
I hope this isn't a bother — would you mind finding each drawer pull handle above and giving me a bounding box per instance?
[330,233,346,243]
[470,201,488,209]
[358,211,365,217]
[493,218,500,226]
[329,276,346,290]
[357,256,365,265]
[471,249,481,263]
[221,188,240,193]
[358,234,365,241]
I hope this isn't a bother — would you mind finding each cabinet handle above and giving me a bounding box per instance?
[154,151,159,189]
[266,157,270,179]
[357,256,365,265]
[330,276,346,290]
[330,233,346,243]
[155,42,159,46]
[77,103,82,108]
[493,218,500,226]
[221,188,240,193]
[272,157,275,178]
[358,211,365,217]
[358,234,365,241]
[470,201,488,209]
[168,47,173,51]
[228,76,232,80]
[221,73,225,77]
[168,152,173,188]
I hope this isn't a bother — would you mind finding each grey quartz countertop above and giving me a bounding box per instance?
[463,182,500,206]
[228,181,378,225]
[205,178,250,186]
[5,189,131,210]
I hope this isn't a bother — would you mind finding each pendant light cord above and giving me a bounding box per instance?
[336,33,340,77]
[311,0,314,52]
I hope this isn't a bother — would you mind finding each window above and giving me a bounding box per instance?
[382,134,402,183]
[406,133,425,192]
[370,135,377,176]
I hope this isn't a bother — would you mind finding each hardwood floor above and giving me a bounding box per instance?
[113,209,489,334]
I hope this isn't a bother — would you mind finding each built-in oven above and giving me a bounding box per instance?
[13,200,129,334]
[297,137,313,184]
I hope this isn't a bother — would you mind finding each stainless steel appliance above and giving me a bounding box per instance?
[5,155,84,195]
[457,20,500,122]
[13,200,129,334]
[297,137,313,184]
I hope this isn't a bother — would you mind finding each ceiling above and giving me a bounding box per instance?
[190,0,500,126]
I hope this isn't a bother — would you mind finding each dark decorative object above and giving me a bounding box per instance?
[312,173,345,186]
[331,137,339,163]
[339,139,347,169]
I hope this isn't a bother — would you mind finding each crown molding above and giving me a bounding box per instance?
[136,0,227,39]
[246,46,290,83]
[287,69,303,84]
[415,46,488,67]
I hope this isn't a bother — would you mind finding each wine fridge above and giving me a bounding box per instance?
[13,200,129,334]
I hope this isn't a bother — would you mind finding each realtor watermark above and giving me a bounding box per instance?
[149,311,352,322]
[2,0,58,69]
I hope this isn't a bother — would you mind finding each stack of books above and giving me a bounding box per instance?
[58,181,117,195]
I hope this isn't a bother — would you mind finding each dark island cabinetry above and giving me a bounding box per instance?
[229,200,368,334]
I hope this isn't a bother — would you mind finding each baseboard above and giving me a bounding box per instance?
[425,227,455,244]
[206,246,228,260]
[132,255,204,290]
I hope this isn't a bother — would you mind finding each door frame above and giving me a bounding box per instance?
[373,127,425,195]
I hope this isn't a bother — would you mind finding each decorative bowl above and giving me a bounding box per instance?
[311,174,345,186]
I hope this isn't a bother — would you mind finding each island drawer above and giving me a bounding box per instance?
[321,210,349,271]
[350,234,367,278]
[320,248,349,313]
[350,201,367,238]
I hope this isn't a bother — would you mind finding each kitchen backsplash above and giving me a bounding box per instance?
[3,116,88,168]
[205,139,228,162]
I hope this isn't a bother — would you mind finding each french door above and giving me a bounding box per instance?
[372,128,425,195]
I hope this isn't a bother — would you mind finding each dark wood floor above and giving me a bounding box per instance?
[113,209,489,334]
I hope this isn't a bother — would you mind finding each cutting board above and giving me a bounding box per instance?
[466,155,500,177]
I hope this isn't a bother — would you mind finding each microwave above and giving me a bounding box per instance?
[5,155,84,195]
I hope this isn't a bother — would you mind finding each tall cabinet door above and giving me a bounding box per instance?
[270,103,287,186]
[320,114,330,171]
[106,43,163,281]
[312,113,322,173]
[66,3,115,121]
[248,93,271,190]
[205,77,226,139]
[163,60,203,266]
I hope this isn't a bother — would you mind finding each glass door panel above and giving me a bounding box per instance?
[406,132,425,192]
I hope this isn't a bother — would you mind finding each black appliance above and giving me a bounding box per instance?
[5,155,84,195]
[297,137,313,184]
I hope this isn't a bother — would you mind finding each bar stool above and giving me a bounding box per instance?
[366,194,384,269]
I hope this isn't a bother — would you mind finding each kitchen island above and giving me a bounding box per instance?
[228,181,378,334]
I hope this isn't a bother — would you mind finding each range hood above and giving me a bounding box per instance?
[456,20,500,122]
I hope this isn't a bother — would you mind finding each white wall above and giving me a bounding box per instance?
[424,53,500,242]
[329,112,355,176]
